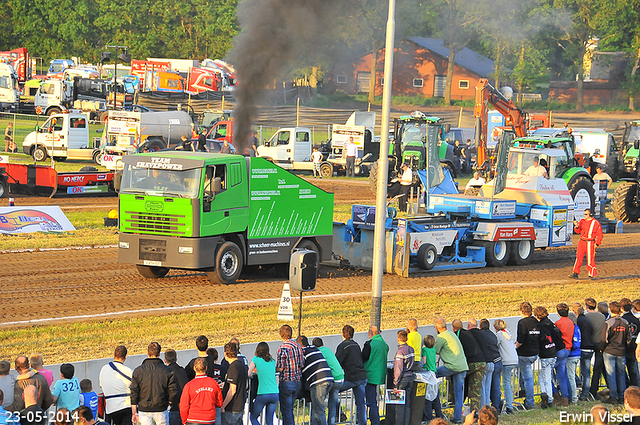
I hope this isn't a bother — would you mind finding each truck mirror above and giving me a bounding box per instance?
[635,139,640,150]
[444,124,451,133]
[212,177,222,193]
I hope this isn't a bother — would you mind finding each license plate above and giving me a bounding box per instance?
[143,260,162,266]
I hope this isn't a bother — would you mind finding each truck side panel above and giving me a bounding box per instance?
[246,157,334,263]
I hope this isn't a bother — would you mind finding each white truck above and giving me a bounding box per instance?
[320,111,377,177]
[21,112,102,162]
[34,79,105,117]
[0,63,20,112]
[99,110,193,170]
[256,127,315,172]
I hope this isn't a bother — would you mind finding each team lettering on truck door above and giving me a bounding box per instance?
[117,152,334,284]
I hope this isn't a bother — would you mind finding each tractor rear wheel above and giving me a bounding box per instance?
[613,181,640,222]
[569,175,596,217]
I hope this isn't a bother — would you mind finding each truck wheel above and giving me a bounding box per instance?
[613,181,640,222]
[99,111,109,123]
[0,179,6,198]
[417,243,438,270]
[482,240,509,267]
[508,240,534,266]
[569,175,596,217]
[33,146,48,161]
[208,241,243,284]
[93,150,103,165]
[136,265,170,278]
[142,139,165,152]
[296,240,320,269]
[47,107,61,116]
[320,163,333,178]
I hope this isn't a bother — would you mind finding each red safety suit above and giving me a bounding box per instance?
[572,217,604,277]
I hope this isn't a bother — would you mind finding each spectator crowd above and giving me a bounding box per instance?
[1,298,640,425]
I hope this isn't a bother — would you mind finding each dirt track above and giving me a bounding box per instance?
[2,175,639,326]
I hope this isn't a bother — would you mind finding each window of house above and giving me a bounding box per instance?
[413,78,424,88]
[336,74,347,84]
[459,80,470,89]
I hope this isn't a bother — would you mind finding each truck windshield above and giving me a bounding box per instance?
[120,164,202,198]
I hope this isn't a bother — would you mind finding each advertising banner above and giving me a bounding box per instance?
[0,206,75,234]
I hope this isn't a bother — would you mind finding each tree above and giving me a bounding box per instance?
[553,0,608,110]
[594,0,640,110]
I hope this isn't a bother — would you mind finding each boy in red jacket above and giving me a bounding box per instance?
[180,358,223,424]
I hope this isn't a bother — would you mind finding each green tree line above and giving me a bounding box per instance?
[1,0,639,109]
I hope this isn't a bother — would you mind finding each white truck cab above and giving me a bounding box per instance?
[34,79,74,115]
[0,63,20,112]
[22,112,101,162]
[257,127,314,171]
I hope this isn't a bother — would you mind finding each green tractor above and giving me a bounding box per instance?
[510,136,596,215]
[613,121,640,222]
[368,112,456,193]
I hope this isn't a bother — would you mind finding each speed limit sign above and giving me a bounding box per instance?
[35,106,43,115]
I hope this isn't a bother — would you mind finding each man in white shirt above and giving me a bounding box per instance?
[100,345,133,425]
[593,165,613,188]
[465,171,486,193]
[345,137,358,178]
[524,157,548,178]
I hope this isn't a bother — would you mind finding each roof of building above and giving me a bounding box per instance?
[407,37,497,77]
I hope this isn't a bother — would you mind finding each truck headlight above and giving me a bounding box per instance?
[119,241,130,249]
[178,246,193,254]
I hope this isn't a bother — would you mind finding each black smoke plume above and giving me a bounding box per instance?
[228,0,343,154]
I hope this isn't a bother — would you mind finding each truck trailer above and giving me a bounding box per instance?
[117,153,334,284]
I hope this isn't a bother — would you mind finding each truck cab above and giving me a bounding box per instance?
[0,63,20,112]
[22,112,100,162]
[34,79,73,115]
[257,127,314,170]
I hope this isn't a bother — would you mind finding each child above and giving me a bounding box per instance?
[312,147,323,178]
[52,363,80,411]
[79,379,98,419]
[29,354,53,386]
[421,335,443,421]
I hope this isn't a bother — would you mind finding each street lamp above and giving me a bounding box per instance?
[102,45,131,110]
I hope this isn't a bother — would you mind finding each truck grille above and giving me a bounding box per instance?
[139,239,166,262]
[125,211,187,235]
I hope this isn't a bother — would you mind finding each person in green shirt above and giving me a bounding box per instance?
[422,335,443,422]
[434,317,468,424]
[362,326,389,425]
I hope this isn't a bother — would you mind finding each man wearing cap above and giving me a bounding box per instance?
[398,163,414,213]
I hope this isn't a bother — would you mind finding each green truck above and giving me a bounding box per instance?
[117,152,334,284]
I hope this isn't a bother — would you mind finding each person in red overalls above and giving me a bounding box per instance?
[569,208,603,279]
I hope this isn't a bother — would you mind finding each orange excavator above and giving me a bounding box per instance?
[474,78,551,170]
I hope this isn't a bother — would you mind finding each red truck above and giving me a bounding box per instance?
[0,47,30,84]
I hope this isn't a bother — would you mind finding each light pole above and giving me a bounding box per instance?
[102,45,131,110]
[371,0,396,330]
